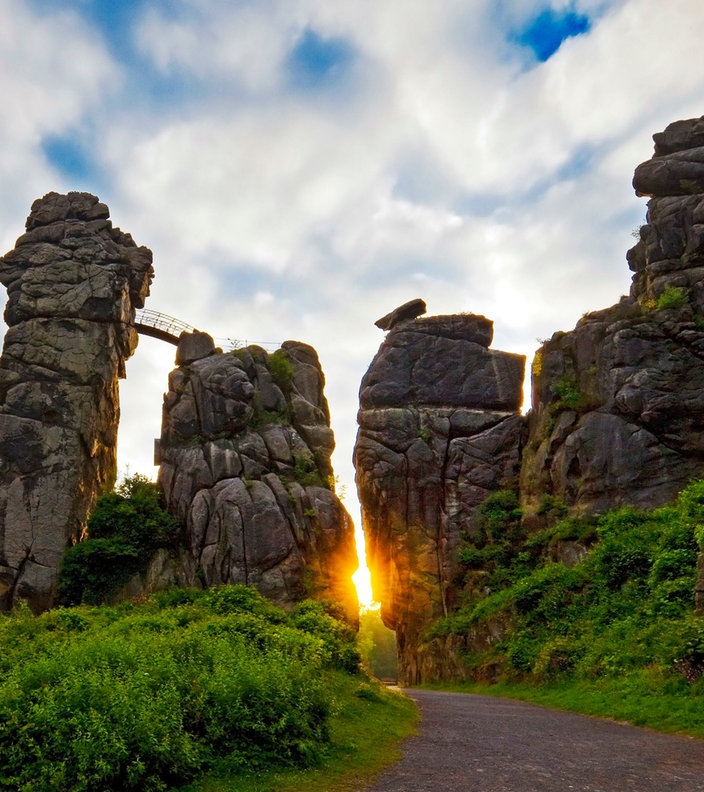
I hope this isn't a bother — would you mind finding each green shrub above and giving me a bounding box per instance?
[673,620,704,683]
[267,349,294,393]
[657,285,688,310]
[532,636,584,680]
[0,586,364,790]
[289,600,361,673]
[358,608,397,680]
[58,476,180,606]
[57,539,141,606]
[506,631,541,673]
[428,479,704,692]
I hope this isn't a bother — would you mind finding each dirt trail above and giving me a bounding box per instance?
[364,689,704,791]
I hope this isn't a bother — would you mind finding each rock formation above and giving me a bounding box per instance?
[156,333,359,624]
[0,192,153,611]
[375,298,427,330]
[356,116,704,683]
[521,117,704,523]
[355,310,526,682]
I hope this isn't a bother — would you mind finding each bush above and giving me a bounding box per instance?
[0,586,363,790]
[428,479,704,690]
[657,285,688,310]
[533,636,584,680]
[267,349,294,393]
[58,476,179,606]
[57,539,141,606]
[358,608,397,680]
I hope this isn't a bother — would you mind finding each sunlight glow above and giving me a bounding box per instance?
[352,522,377,610]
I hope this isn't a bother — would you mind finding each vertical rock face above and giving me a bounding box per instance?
[157,334,359,623]
[355,312,526,682]
[521,118,704,523]
[0,192,153,611]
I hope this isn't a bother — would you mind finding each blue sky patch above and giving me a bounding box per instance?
[76,0,145,57]
[42,135,94,182]
[287,29,355,88]
[513,6,591,62]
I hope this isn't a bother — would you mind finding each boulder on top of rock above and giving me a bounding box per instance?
[375,298,427,330]
[176,330,216,365]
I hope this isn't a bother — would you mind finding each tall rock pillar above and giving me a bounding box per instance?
[0,192,153,611]
[157,335,359,624]
[354,308,525,683]
[521,116,704,523]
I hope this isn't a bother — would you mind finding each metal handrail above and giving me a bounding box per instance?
[135,308,197,339]
[134,309,281,351]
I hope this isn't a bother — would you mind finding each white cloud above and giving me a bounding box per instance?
[1,0,704,536]
[135,1,296,92]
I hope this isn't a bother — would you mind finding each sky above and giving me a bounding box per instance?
[2,0,704,586]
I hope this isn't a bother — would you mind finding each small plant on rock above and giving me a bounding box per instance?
[657,285,688,311]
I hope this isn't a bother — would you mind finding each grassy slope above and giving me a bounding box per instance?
[0,588,417,792]
[189,679,417,792]
[421,482,704,738]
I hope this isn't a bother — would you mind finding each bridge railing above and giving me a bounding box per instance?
[134,308,281,351]
[135,309,197,341]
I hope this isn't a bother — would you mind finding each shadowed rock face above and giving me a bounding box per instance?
[0,192,153,612]
[156,335,359,624]
[521,117,704,524]
[355,312,526,682]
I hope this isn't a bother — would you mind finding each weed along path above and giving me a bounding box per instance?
[363,689,704,792]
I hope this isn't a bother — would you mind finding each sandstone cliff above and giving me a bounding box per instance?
[354,312,526,682]
[155,332,359,624]
[356,116,704,683]
[521,117,704,523]
[0,192,152,611]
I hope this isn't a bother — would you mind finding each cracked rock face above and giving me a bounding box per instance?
[156,336,359,624]
[0,192,153,612]
[354,313,526,683]
[521,117,704,524]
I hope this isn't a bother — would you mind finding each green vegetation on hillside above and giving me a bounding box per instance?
[426,482,704,731]
[0,586,415,792]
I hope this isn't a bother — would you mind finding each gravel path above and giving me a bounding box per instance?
[364,689,704,791]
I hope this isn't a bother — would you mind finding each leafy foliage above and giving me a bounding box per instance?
[657,285,689,310]
[549,374,595,414]
[58,475,180,606]
[267,349,295,393]
[0,586,365,791]
[432,480,704,691]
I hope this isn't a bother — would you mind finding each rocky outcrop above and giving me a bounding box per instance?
[521,117,704,523]
[356,117,704,683]
[0,192,153,611]
[355,311,526,682]
[156,334,359,623]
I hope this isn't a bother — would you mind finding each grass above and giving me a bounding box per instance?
[420,481,704,743]
[422,671,704,739]
[184,678,418,792]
